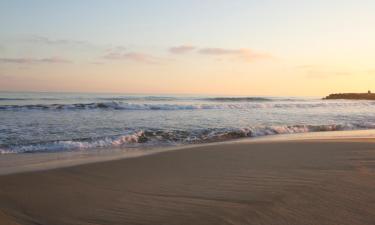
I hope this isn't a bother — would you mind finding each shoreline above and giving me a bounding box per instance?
[1,137,375,224]
[1,129,375,176]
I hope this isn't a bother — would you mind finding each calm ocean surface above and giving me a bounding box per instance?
[1,92,375,154]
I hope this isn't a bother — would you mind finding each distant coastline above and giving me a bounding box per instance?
[324,91,375,100]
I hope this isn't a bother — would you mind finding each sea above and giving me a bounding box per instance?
[1,91,375,154]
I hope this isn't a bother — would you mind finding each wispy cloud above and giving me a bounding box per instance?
[103,52,162,64]
[198,48,271,62]
[168,45,273,63]
[90,61,105,65]
[103,46,162,64]
[169,45,196,54]
[0,57,72,64]
[105,46,127,53]
[25,35,89,46]
[198,48,242,55]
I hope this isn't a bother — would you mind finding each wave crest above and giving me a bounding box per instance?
[2,123,375,154]
[203,97,272,102]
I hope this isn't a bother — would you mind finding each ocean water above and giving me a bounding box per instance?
[1,92,375,154]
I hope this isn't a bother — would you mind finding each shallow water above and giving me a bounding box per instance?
[1,92,375,154]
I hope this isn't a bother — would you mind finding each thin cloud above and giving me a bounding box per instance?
[198,48,272,62]
[103,46,163,64]
[103,46,127,60]
[25,35,89,46]
[90,61,105,65]
[169,45,196,54]
[103,52,162,64]
[0,57,72,64]
[105,46,127,53]
[39,57,72,63]
[199,48,242,55]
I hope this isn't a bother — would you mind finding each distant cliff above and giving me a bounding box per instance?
[324,92,375,100]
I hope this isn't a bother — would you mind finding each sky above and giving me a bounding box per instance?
[0,0,374,96]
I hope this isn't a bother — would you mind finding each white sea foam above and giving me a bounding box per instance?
[2,131,147,154]
[3,123,375,154]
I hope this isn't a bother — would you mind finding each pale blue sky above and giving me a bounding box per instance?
[1,1,373,44]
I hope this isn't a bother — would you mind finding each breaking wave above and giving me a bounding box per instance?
[2,123,375,154]
[203,97,272,102]
[96,96,178,101]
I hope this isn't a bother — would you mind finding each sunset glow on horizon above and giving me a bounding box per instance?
[1,0,375,96]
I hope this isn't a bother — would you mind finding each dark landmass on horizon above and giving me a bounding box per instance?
[324,91,375,100]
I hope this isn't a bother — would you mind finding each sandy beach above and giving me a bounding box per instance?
[1,139,375,225]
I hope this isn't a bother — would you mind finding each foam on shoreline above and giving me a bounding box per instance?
[1,129,375,176]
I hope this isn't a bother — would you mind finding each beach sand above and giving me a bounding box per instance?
[1,139,375,225]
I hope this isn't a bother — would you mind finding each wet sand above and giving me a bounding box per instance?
[1,139,375,225]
